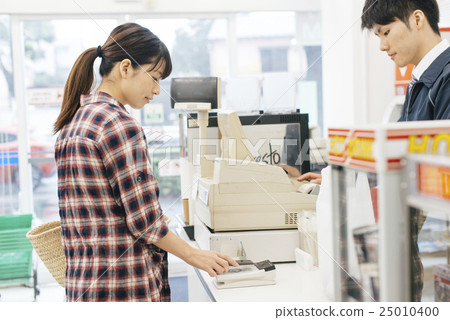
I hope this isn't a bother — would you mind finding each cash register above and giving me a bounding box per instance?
[172,77,318,263]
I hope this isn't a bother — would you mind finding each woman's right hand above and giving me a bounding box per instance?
[154,230,239,277]
[185,248,239,277]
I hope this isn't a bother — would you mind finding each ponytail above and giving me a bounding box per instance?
[53,23,172,134]
[53,47,98,134]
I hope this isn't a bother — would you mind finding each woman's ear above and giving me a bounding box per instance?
[118,59,133,78]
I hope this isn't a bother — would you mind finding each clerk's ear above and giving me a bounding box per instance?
[118,59,133,78]
[411,10,426,30]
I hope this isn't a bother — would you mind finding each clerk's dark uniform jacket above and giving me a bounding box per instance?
[399,47,450,121]
[398,47,450,302]
[55,92,170,302]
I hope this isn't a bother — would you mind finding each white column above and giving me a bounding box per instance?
[321,0,364,129]
[364,29,396,123]
[11,16,34,214]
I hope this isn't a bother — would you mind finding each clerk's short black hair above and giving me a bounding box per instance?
[361,0,441,35]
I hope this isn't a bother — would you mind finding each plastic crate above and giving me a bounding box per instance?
[0,214,33,285]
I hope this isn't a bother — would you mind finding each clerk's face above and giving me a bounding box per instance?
[374,17,421,67]
[122,61,164,110]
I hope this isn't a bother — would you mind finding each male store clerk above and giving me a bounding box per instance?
[293,0,449,302]
[299,0,450,184]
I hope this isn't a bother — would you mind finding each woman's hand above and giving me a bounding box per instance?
[297,172,322,185]
[185,248,239,277]
[154,230,239,277]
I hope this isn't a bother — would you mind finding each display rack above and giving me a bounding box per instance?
[404,154,450,302]
[327,120,450,301]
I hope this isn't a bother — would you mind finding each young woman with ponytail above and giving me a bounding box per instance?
[54,23,237,302]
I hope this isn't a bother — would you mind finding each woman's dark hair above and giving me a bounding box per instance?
[54,22,172,133]
[361,0,440,35]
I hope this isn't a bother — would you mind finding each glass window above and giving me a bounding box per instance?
[23,19,118,222]
[260,47,288,72]
[0,15,19,215]
[235,12,297,75]
[220,11,323,128]
[222,12,299,112]
[136,18,229,222]
[296,11,322,128]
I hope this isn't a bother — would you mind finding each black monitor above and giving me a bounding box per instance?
[170,77,221,109]
[185,111,310,174]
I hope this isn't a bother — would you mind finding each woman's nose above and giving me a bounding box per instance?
[153,83,160,95]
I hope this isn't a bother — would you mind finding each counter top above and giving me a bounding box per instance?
[177,224,330,302]
[195,263,330,302]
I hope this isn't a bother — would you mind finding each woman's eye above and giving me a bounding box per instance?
[384,30,390,36]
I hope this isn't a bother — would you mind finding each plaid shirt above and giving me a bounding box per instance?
[55,92,170,301]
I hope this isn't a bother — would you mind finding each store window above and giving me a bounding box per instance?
[8,13,322,222]
[22,19,117,222]
[0,15,19,215]
[234,12,297,75]
[216,12,300,111]
[260,47,288,72]
[136,18,229,220]
[217,11,323,129]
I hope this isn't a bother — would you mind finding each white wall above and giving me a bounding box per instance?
[0,0,321,14]
[321,0,395,131]
[364,30,396,123]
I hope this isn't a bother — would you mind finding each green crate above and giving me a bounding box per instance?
[0,214,33,285]
[0,251,33,284]
[0,214,33,230]
[0,228,33,252]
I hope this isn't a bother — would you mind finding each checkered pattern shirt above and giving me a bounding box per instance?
[55,92,170,301]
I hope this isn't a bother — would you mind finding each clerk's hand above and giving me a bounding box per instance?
[277,163,301,178]
[186,248,239,277]
[298,172,322,185]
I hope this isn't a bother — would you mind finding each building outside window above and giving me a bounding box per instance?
[260,47,289,72]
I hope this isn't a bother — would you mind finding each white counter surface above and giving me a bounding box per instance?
[177,225,330,302]
[194,263,330,302]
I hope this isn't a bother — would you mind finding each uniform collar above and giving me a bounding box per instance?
[416,45,450,88]
[413,39,449,80]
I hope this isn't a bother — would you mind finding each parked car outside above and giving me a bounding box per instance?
[0,127,56,190]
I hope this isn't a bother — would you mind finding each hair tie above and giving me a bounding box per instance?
[97,45,102,58]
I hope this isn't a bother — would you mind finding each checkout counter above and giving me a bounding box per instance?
[170,77,450,302]
[170,77,326,300]
[177,119,450,303]
[176,109,326,300]
[175,217,329,302]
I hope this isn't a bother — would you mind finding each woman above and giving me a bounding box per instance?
[54,22,237,302]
